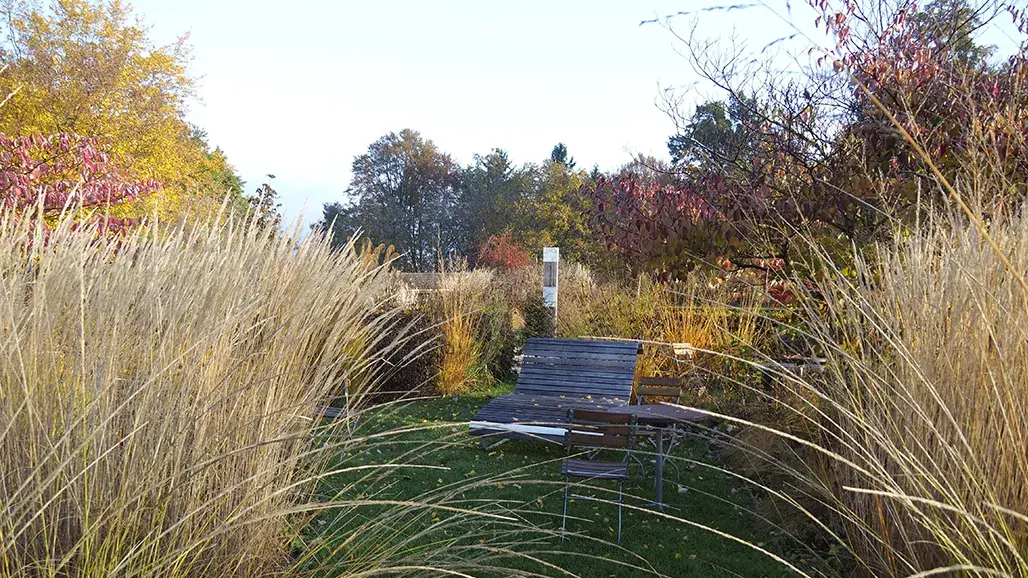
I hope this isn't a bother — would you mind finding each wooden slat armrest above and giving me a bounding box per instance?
[638,377,687,387]
[636,385,685,398]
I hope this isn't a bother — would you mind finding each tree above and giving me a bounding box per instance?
[910,0,995,67]
[187,127,248,213]
[549,143,576,169]
[314,202,356,248]
[668,95,759,168]
[625,0,1027,282]
[246,174,282,228]
[339,129,457,271]
[812,0,1027,207]
[453,148,534,258]
[0,0,246,220]
[477,232,532,270]
[517,157,614,271]
[585,159,732,279]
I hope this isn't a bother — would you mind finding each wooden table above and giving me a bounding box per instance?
[608,404,712,509]
[471,396,712,508]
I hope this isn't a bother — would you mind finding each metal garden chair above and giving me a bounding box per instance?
[632,377,688,480]
[560,408,637,544]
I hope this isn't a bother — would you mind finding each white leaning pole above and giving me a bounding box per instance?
[542,247,559,323]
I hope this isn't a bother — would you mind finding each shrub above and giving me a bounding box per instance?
[363,304,441,403]
[0,133,161,230]
[476,232,532,270]
[478,292,516,380]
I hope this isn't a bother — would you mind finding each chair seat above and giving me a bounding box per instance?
[561,458,629,480]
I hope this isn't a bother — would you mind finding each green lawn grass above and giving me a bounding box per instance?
[302,383,828,577]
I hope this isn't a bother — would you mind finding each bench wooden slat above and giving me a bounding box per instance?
[518,381,631,390]
[526,338,641,351]
[525,348,641,359]
[517,384,631,396]
[518,369,635,383]
[478,395,625,406]
[523,358,639,369]
[638,377,687,387]
[562,459,629,478]
[522,358,638,370]
[520,370,634,381]
[636,385,683,398]
[517,389,627,398]
[471,393,629,434]
[525,343,641,353]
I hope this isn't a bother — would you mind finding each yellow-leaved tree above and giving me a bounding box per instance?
[0,0,248,222]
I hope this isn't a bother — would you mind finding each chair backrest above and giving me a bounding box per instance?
[565,409,636,452]
[515,338,641,399]
[635,377,686,405]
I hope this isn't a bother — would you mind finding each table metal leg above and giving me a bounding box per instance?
[654,429,665,510]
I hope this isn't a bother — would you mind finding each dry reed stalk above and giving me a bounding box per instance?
[435,270,492,396]
[641,279,763,385]
[0,211,537,577]
[691,211,1028,577]
[808,213,1028,575]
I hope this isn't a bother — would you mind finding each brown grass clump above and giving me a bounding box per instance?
[810,212,1028,575]
[436,269,493,395]
[551,269,767,398]
[0,213,403,577]
[712,209,1028,577]
[642,277,765,384]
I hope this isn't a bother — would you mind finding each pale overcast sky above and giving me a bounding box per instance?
[129,0,1018,227]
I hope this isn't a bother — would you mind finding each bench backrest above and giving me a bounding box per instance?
[515,338,641,399]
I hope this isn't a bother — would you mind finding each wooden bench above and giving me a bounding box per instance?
[469,338,642,447]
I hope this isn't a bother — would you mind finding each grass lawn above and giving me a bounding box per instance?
[302,384,828,577]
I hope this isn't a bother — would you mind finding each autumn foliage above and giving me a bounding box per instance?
[0,134,160,211]
[476,232,532,270]
[586,0,1028,284]
[0,133,161,232]
[815,0,1028,185]
[0,0,248,224]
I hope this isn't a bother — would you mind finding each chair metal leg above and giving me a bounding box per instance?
[629,452,646,476]
[667,454,682,481]
[561,475,569,543]
[617,480,624,544]
[665,430,684,481]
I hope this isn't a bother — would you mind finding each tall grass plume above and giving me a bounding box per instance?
[0,212,402,577]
